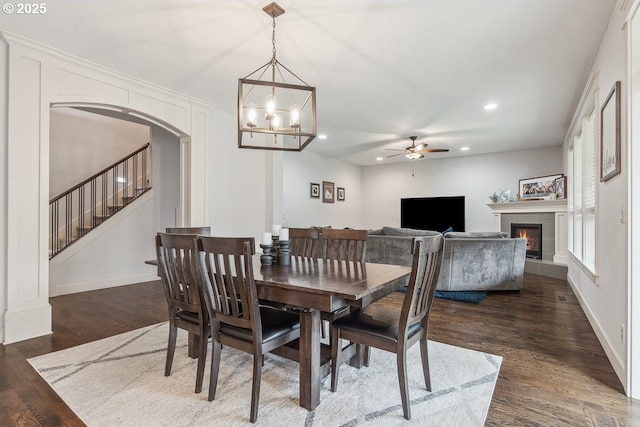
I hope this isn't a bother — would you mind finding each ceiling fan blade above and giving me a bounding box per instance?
[384,148,404,152]
[417,148,449,153]
[386,152,405,158]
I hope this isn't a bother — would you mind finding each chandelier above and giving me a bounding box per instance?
[237,2,317,151]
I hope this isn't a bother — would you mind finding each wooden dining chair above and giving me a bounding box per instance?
[318,228,369,336]
[193,236,301,423]
[155,232,209,394]
[166,226,211,235]
[330,235,444,420]
[319,228,368,262]
[289,227,319,258]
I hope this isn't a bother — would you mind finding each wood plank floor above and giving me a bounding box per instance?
[1,273,639,426]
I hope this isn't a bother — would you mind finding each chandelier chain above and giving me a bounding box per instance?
[271,12,277,62]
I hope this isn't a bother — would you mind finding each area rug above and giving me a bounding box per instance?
[435,291,487,304]
[28,322,501,426]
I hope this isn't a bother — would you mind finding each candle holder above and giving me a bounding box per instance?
[259,244,274,265]
[277,239,291,265]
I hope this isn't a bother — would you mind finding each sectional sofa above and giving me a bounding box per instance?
[365,227,526,291]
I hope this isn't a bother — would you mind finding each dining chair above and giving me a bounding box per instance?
[193,236,301,423]
[319,228,368,262]
[318,228,369,336]
[155,232,209,394]
[330,235,444,420]
[165,226,211,235]
[289,227,319,258]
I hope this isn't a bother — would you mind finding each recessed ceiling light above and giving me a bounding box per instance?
[376,157,384,161]
[460,147,470,151]
[484,103,498,111]
[317,134,327,140]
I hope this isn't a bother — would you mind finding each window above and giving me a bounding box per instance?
[567,107,597,274]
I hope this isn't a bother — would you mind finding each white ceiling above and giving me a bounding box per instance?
[0,0,616,166]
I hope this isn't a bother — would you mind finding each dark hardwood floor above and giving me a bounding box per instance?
[1,274,639,426]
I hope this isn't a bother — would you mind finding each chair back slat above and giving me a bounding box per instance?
[400,236,444,333]
[319,228,368,262]
[289,227,320,258]
[156,233,203,315]
[195,236,259,333]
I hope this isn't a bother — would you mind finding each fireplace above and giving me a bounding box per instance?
[511,223,542,259]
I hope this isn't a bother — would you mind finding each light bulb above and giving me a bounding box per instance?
[265,95,276,120]
[247,103,257,127]
[289,104,300,128]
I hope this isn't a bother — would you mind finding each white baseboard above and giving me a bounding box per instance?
[567,273,627,391]
[50,273,160,297]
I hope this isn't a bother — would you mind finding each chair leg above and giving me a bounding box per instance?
[420,334,432,392]
[250,353,263,423]
[330,326,341,392]
[195,333,207,393]
[397,349,411,420]
[208,341,222,402]
[165,322,177,376]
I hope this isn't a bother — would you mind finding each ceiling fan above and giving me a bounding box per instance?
[386,136,449,159]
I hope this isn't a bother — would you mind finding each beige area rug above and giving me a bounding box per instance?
[28,322,501,426]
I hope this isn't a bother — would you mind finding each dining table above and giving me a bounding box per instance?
[252,255,411,411]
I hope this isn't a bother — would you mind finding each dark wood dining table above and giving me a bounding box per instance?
[252,255,411,411]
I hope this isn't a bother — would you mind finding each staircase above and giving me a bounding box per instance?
[49,143,152,258]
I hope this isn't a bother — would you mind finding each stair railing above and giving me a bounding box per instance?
[49,143,151,258]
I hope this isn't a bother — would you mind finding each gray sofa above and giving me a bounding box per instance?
[366,227,526,291]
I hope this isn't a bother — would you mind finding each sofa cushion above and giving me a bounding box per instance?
[444,231,508,239]
[367,228,385,235]
[382,226,440,237]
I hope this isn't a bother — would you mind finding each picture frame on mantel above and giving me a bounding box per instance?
[519,174,563,200]
[554,176,567,199]
[601,80,621,182]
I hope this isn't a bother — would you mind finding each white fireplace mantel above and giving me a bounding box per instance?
[487,199,568,265]
[487,199,568,214]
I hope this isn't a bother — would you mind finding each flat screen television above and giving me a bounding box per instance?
[400,196,465,232]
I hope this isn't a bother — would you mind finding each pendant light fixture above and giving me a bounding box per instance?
[238,2,317,151]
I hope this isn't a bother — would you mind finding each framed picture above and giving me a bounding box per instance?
[310,182,320,199]
[554,176,567,199]
[337,187,345,201]
[601,81,621,182]
[519,174,563,199]
[322,181,335,203]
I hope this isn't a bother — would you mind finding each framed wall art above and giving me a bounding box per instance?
[519,174,563,199]
[601,80,621,182]
[337,187,345,201]
[310,182,320,198]
[322,181,335,203]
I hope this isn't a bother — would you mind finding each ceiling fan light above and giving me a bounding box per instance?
[406,152,423,160]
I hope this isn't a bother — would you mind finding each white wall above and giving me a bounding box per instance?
[0,32,213,343]
[361,147,563,231]
[49,122,180,296]
[567,5,630,389]
[283,150,364,229]
[49,108,150,197]
[208,108,269,241]
[150,125,180,230]
[0,38,7,341]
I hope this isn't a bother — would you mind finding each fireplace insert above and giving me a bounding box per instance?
[511,223,542,259]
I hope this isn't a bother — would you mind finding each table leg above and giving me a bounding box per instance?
[188,333,199,359]
[299,308,321,410]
